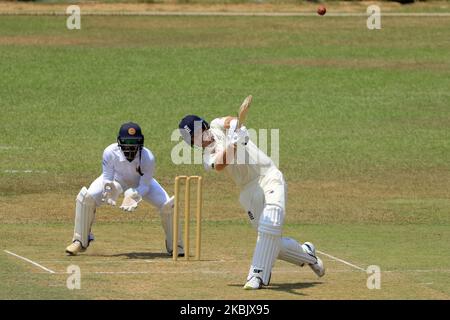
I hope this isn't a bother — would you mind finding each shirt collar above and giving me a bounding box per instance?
[114,145,128,162]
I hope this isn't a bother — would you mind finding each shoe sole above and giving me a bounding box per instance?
[311,268,325,278]
[65,246,86,256]
[243,285,262,290]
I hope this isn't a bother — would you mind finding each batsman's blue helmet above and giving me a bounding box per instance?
[178,115,210,146]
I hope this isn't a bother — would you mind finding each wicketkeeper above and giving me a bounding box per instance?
[178,99,325,290]
[65,122,183,256]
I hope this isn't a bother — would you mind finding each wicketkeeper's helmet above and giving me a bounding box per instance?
[117,122,144,162]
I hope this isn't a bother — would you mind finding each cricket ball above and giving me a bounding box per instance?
[317,5,326,16]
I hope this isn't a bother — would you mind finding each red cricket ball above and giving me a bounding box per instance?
[317,5,326,16]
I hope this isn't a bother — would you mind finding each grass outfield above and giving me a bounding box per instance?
[0,12,449,299]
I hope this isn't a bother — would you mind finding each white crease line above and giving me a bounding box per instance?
[36,251,365,273]
[0,146,33,150]
[46,270,230,275]
[38,259,249,264]
[54,269,324,275]
[384,270,450,273]
[94,271,172,274]
[4,250,56,274]
[3,170,48,174]
[17,268,449,276]
[317,250,366,272]
[36,259,450,274]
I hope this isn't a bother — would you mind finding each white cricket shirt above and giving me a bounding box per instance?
[203,118,276,187]
[102,143,155,196]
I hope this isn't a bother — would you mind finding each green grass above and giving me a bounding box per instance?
[1,16,449,187]
[0,13,449,299]
[0,250,84,299]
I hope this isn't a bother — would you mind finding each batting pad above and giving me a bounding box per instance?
[73,187,96,248]
[159,196,183,253]
[278,237,317,266]
[249,205,283,285]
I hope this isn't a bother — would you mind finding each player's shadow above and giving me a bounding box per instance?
[228,281,322,296]
[92,252,170,260]
[269,281,323,296]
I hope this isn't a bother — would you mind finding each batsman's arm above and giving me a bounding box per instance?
[211,125,249,171]
[224,116,238,130]
[203,143,233,172]
[210,116,238,132]
[214,143,237,171]
[204,117,244,172]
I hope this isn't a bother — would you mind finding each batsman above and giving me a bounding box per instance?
[65,122,183,256]
[178,96,325,290]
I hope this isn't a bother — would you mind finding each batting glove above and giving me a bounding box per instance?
[228,126,249,146]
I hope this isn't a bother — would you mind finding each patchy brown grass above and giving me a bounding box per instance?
[0,35,98,46]
[0,16,274,48]
[1,168,449,225]
[248,58,450,72]
[0,2,372,15]
[1,222,449,299]
[288,168,450,224]
[0,1,448,15]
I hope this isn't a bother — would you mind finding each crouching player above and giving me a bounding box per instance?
[178,108,325,290]
[65,122,183,256]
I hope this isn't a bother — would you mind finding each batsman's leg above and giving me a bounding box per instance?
[245,204,283,290]
[278,238,325,277]
[261,169,325,277]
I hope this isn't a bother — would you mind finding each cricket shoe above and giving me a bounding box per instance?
[243,276,263,290]
[244,268,267,290]
[65,234,94,256]
[302,241,325,278]
[66,241,85,256]
[166,242,185,257]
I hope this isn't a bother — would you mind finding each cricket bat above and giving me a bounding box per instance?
[237,95,252,128]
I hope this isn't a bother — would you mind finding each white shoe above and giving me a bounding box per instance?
[243,276,263,290]
[65,241,85,256]
[309,256,325,277]
[302,241,316,257]
[302,242,325,277]
[66,234,94,256]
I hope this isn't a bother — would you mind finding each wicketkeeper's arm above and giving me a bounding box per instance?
[102,148,115,184]
[119,151,154,212]
[101,148,119,206]
[135,157,155,196]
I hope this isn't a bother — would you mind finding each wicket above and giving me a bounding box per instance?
[173,175,203,261]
